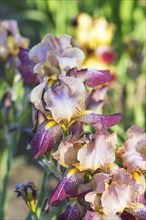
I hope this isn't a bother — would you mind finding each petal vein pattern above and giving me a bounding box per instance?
[28,123,62,159]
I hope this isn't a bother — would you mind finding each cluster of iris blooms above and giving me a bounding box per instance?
[0,20,145,220]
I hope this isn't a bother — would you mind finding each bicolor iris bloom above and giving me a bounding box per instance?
[28,75,121,159]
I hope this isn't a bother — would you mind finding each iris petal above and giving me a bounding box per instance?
[58,204,85,220]
[77,113,122,130]
[68,68,111,87]
[28,123,62,159]
[18,48,37,84]
[49,168,85,206]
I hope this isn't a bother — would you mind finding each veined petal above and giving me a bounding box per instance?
[49,168,85,206]
[77,113,122,130]
[58,204,85,220]
[77,132,117,171]
[44,76,86,124]
[68,68,111,87]
[101,183,136,215]
[28,123,62,159]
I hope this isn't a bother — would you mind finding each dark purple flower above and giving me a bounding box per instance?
[18,48,38,84]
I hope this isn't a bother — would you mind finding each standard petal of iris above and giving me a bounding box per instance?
[29,34,85,72]
[101,183,136,215]
[28,123,62,159]
[43,34,72,52]
[49,168,85,206]
[57,204,85,220]
[29,41,50,63]
[77,132,117,171]
[57,47,85,71]
[77,113,122,130]
[29,34,71,63]
[119,125,146,172]
[68,68,111,87]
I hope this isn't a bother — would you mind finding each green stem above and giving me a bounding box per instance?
[0,141,13,219]
[0,123,20,219]
[32,211,39,220]
[37,170,49,216]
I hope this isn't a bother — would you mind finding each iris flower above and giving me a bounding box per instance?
[29,34,85,77]
[53,131,117,172]
[85,169,145,215]
[74,13,115,50]
[0,20,29,60]
[28,75,121,159]
[117,125,146,172]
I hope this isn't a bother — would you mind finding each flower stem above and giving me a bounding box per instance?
[32,211,39,220]
[0,142,13,219]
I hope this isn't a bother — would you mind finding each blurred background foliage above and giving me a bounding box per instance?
[0,0,145,219]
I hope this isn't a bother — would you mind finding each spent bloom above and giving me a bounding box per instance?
[15,182,38,214]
